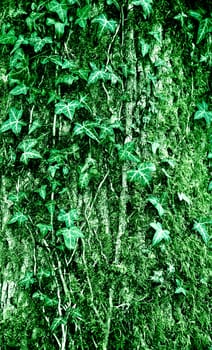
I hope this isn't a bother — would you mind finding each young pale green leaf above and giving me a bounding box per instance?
[75,5,91,28]
[208,181,212,191]
[47,0,68,22]
[131,0,153,19]
[8,191,27,203]
[194,101,212,127]
[0,29,17,44]
[175,279,187,296]
[10,84,28,96]
[19,272,35,288]
[150,222,170,246]
[57,209,79,227]
[147,196,165,217]
[73,122,99,142]
[92,14,117,38]
[8,212,28,225]
[197,17,212,44]
[57,227,84,250]
[193,220,211,244]
[178,192,191,205]
[0,107,25,135]
[36,223,53,237]
[117,142,140,163]
[188,10,204,22]
[55,100,80,120]
[127,162,156,186]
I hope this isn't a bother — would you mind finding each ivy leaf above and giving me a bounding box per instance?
[194,100,212,127]
[197,17,212,43]
[0,107,26,135]
[57,209,79,227]
[8,212,28,225]
[0,29,17,44]
[117,142,140,163]
[175,279,187,296]
[87,63,107,85]
[45,201,56,215]
[193,220,212,244]
[55,100,80,120]
[51,317,67,332]
[46,0,68,22]
[188,10,204,22]
[78,171,90,189]
[10,84,28,95]
[178,192,191,205]
[139,39,150,57]
[36,223,53,237]
[127,162,156,186]
[92,14,117,38]
[131,0,153,19]
[75,5,91,28]
[11,34,29,54]
[46,18,67,39]
[28,120,42,134]
[150,222,170,246]
[56,74,79,86]
[18,138,38,151]
[35,185,47,200]
[57,227,84,250]
[19,272,35,289]
[73,121,99,142]
[29,32,53,53]
[18,139,42,164]
[147,196,165,217]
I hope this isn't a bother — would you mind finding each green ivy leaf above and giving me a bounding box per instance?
[56,74,79,85]
[57,227,84,250]
[197,17,212,43]
[8,212,28,225]
[208,181,212,191]
[45,201,56,215]
[18,139,42,164]
[36,223,53,237]
[150,222,170,246]
[28,120,42,134]
[147,196,165,217]
[87,63,107,85]
[35,185,47,200]
[57,209,79,227]
[46,18,67,39]
[131,0,153,19]
[0,29,17,44]
[0,107,26,135]
[10,84,29,95]
[117,142,140,163]
[75,5,91,28]
[11,34,29,54]
[175,279,187,296]
[79,171,90,188]
[19,272,35,289]
[55,100,80,120]
[127,162,156,186]
[194,100,212,127]
[47,0,68,22]
[73,121,99,142]
[29,32,53,53]
[92,14,117,38]
[193,220,211,244]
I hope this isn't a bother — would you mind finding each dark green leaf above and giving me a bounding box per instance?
[197,17,212,44]
[10,84,28,95]
[0,29,17,44]
[131,0,153,19]
[47,0,68,22]
[36,223,53,237]
[75,5,91,28]
[8,212,28,225]
[57,227,84,250]
[51,317,67,332]
[57,209,79,227]
[117,142,140,163]
[19,272,35,288]
[194,101,212,126]
[73,122,99,142]
[92,14,117,38]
